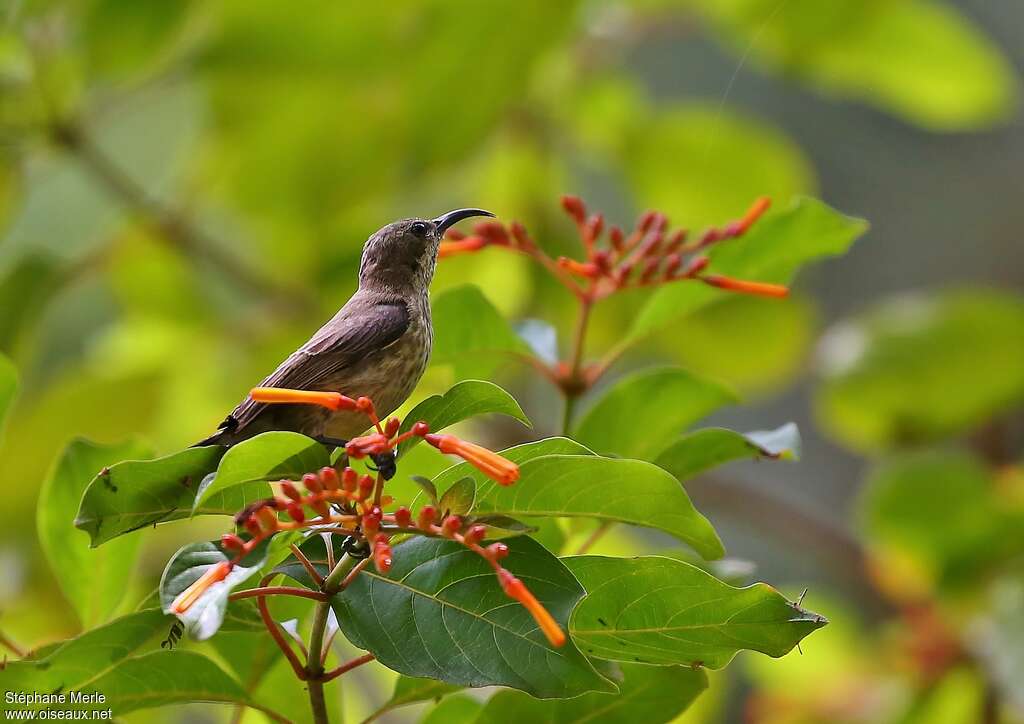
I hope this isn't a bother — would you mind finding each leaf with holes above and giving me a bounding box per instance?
[654,423,800,482]
[565,555,827,667]
[75,445,229,546]
[331,536,614,698]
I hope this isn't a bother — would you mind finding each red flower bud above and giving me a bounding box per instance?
[441,515,461,537]
[609,225,624,251]
[286,503,305,523]
[302,473,322,494]
[384,417,401,439]
[561,195,586,225]
[418,505,438,530]
[244,518,262,536]
[463,525,487,545]
[373,537,393,574]
[438,237,487,258]
[680,255,710,278]
[280,481,302,501]
[319,467,339,490]
[256,507,279,532]
[487,542,510,560]
[342,467,358,492]
[393,507,412,527]
[221,533,245,552]
[411,421,430,436]
[357,475,375,500]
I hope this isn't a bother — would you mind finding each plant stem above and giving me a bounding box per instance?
[561,298,593,436]
[306,553,361,724]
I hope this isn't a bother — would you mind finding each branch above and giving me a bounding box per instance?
[230,586,328,603]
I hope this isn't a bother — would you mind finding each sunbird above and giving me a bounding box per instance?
[198,208,494,469]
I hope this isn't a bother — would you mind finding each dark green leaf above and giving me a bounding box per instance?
[195,431,330,508]
[398,380,530,455]
[431,285,530,378]
[474,663,708,724]
[565,555,827,667]
[38,437,153,627]
[433,444,724,560]
[574,367,736,459]
[331,536,614,698]
[439,477,476,516]
[160,539,270,641]
[0,610,168,694]
[628,197,867,343]
[654,424,800,482]
[74,445,228,546]
[816,290,1024,452]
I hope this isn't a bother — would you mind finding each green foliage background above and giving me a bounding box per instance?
[1,1,1022,723]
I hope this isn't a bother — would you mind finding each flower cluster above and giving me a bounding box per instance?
[171,388,561,646]
[439,194,787,301]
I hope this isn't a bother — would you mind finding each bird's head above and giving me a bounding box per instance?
[358,208,495,294]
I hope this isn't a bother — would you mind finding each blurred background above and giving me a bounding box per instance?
[1,1,1022,722]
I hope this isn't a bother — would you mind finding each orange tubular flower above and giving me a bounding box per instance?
[497,569,565,647]
[250,387,356,411]
[438,237,487,258]
[423,434,520,485]
[701,274,789,298]
[171,561,233,614]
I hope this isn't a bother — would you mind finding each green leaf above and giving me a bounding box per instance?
[474,663,708,724]
[38,437,153,627]
[331,536,614,699]
[411,475,439,506]
[816,290,1024,452]
[439,476,476,516]
[366,676,463,722]
[74,445,228,546]
[858,452,1024,591]
[422,694,482,724]
[654,424,800,482]
[433,442,724,560]
[565,555,827,667]
[398,380,530,455]
[573,367,736,459]
[88,650,263,718]
[0,352,15,433]
[694,0,1017,131]
[628,197,867,343]
[194,431,329,509]
[0,609,168,695]
[160,539,270,641]
[431,285,530,378]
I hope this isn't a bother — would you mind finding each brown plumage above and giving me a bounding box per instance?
[197,209,494,448]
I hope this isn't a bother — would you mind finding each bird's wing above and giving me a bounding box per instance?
[218,301,410,434]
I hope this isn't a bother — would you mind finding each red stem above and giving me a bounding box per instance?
[320,653,376,682]
[230,586,328,603]
[255,575,309,680]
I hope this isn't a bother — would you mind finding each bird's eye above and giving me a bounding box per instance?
[410,221,430,237]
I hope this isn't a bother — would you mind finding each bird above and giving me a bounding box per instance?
[197,208,495,470]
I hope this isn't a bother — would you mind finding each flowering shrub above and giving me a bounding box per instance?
[5,194,867,723]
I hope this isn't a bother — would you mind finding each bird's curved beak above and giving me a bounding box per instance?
[432,208,495,235]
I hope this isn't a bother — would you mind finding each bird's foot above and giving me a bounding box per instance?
[313,436,349,449]
[368,451,397,481]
